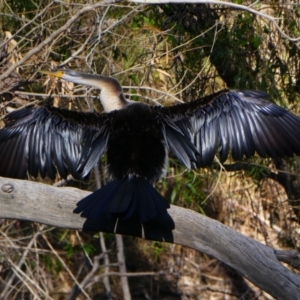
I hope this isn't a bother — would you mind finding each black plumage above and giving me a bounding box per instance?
[1,69,300,232]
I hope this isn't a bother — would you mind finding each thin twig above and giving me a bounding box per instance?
[0,3,108,81]
[41,233,92,300]
[0,226,44,299]
[68,253,105,300]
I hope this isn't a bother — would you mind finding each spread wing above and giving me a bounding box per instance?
[0,106,110,180]
[156,90,300,168]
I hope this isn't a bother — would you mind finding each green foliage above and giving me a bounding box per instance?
[44,256,63,275]
[162,162,207,213]
[44,255,53,273]
[1,0,37,30]
[63,243,96,259]
[144,241,168,262]
[152,242,166,261]
[243,162,269,184]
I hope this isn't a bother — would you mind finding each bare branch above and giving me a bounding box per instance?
[68,253,105,300]
[0,3,107,81]
[0,227,44,299]
[275,250,300,270]
[127,0,300,42]
[99,233,112,299]
[116,234,131,300]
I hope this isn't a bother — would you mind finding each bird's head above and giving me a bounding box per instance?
[39,69,94,85]
[40,69,129,112]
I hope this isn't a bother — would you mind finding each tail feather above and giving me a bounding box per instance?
[88,183,118,219]
[74,180,118,218]
[73,177,173,229]
[137,181,160,222]
[139,180,169,222]
[108,179,135,216]
[122,186,138,220]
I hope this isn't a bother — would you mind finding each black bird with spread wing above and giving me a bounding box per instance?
[1,69,300,235]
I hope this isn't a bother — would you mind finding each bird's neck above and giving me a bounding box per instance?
[73,74,130,112]
[99,86,129,112]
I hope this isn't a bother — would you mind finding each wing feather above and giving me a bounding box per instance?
[156,90,300,167]
[0,106,110,180]
[161,117,199,169]
[218,113,230,162]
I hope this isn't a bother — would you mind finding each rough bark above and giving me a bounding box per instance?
[0,177,299,299]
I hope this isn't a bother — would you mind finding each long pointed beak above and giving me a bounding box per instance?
[39,70,65,78]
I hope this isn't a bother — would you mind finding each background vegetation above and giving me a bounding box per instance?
[0,0,300,299]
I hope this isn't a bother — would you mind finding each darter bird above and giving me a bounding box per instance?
[1,69,300,236]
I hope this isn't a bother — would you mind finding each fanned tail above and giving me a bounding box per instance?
[73,177,174,231]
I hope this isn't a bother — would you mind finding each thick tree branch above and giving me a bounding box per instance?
[0,177,299,299]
